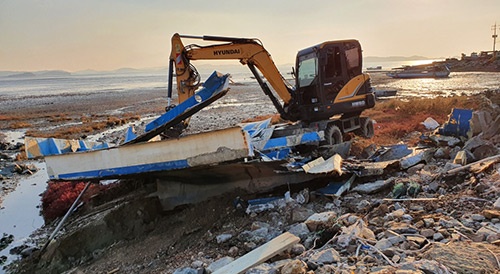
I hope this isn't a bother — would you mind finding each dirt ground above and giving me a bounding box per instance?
[2,73,500,273]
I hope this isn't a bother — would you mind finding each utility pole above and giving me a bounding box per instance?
[493,22,499,59]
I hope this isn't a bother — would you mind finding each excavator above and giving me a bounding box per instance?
[165,33,375,145]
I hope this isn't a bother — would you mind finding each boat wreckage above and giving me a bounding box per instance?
[25,71,491,212]
[24,71,396,211]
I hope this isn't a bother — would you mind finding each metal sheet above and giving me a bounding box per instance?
[438,108,473,138]
[25,137,110,158]
[44,127,250,180]
[126,71,230,144]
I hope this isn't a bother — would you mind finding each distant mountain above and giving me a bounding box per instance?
[0,70,71,78]
[73,69,102,75]
[37,70,71,77]
[364,56,441,62]
[6,72,36,78]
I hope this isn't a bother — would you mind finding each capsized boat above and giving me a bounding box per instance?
[387,63,450,79]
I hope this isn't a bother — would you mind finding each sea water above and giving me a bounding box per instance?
[1,66,498,100]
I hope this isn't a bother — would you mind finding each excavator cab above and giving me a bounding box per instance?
[295,40,374,122]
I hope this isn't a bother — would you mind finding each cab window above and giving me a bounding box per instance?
[297,53,317,87]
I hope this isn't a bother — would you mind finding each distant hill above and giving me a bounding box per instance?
[0,70,71,78]
[37,70,71,77]
[6,72,36,78]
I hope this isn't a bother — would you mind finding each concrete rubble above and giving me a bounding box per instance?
[9,105,500,273]
[167,107,500,274]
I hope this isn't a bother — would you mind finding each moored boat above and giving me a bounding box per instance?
[387,64,450,79]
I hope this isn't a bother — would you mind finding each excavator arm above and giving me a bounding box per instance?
[168,33,298,121]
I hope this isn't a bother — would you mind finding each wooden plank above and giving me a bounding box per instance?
[213,232,300,274]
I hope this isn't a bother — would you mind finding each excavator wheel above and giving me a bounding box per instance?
[325,124,343,145]
[356,117,374,138]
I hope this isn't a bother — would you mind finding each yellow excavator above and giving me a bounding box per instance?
[167,33,375,145]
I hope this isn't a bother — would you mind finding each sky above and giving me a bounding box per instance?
[0,0,499,72]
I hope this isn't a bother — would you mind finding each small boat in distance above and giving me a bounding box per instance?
[387,63,450,79]
[367,65,383,71]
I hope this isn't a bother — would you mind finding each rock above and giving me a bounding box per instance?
[390,209,405,219]
[290,244,306,255]
[206,256,234,273]
[251,221,271,231]
[411,259,452,274]
[20,246,38,258]
[291,207,315,223]
[246,263,273,274]
[388,235,406,245]
[427,181,440,193]
[472,144,499,160]
[216,233,233,244]
[347,214,360,225]
[453,150,475,165]
[422,117,440,130]
[389,223,418,234]
[449,146,462,160]
[430,134,461,147]
[443,162,462,172]
[356,200,371,212]
[424,241,500,273]
[191,260,204,269]
[434,147,449,159]
[352,179,393,194]
[471,214,486,222]
[243,241,257,251]
[486,233,500,243]
[483,209,500,219]
[392,254,401,264]
[463,135,487,151]
[483,115,500,140]
[468,110,492,137]
[304,211,337,232]
[402,214,413,221]
[407,236,427,246]
[433,233,444,241]
[439,218,462,229]
[287,223,310,241]
[228,246,238,257]
[407,163,425,175]
[424,218,434,227]
[173,267,199,274]
[420,229,435,238]
[309,248,341,264]
[476,226,499,240]
[375,238,393,251]
[494,197,500,210]
[238,227,269,244]
[337,220,375,248]
[281,259,307,274]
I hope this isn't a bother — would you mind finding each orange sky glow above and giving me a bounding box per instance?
[0,0,499,72]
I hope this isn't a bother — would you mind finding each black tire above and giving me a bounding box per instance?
[325,124,343,145]
[357,117,374,138]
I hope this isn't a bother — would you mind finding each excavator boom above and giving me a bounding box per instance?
[169,33,296,120]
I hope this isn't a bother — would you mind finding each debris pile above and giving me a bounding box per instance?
[169,107,500,274]
[0,137,38,201]
[8,101,500,273]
